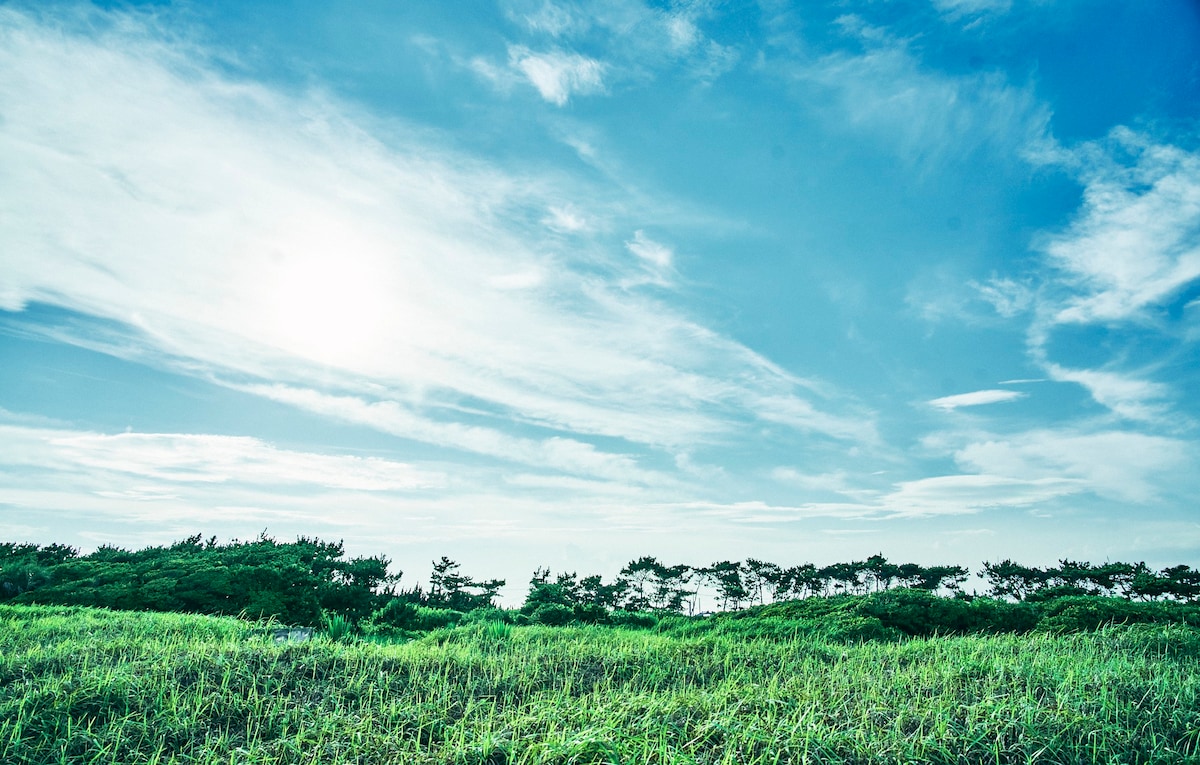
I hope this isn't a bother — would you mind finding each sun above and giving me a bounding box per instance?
[252,218,396,369]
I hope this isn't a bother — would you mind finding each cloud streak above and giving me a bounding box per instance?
[0,6,872,477]
[776,17,1051,170]
[0,424,442,492]
[929,390,1027,410]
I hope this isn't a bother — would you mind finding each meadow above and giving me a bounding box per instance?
[2,604,1199,764]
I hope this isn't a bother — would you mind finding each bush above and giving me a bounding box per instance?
[530,603,574,626]
[363,600,421,632]
[362,603,463,637]
[964,596,1039,634]
[413,606,464,631]
[853,589,968,636]
[746,595,858,621]
[816,615,902,644]
[1034,597,1158,633]
[1024,585,1091,603]
[572,603,610,624]
[853,589,1039,636]
[609,610,658,629]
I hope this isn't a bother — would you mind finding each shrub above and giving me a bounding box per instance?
[413,606,464,631]
[363,599,421,632]
[609,610,658,629]
[964,596,1039,634]
[1034,597,1156,633]
[853,589,1039,636]
[530,603,574,626]
[853,589,968,636]
[816,615,902,644]
[572,603,610,624]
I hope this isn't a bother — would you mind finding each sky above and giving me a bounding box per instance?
[1,0,1199,602]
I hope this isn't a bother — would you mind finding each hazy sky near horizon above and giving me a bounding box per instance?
[2,0,1199,600]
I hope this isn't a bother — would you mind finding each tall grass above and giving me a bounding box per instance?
[1,604,1197,763]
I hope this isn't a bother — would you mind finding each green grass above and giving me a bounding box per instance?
[1,605,1198,764]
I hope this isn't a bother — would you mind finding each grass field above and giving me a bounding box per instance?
[2,604,1198,764]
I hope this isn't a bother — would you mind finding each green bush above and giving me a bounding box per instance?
[363,599,421,632]
[414,606,464,631]
[964,596,1039,634]
[1034,597,1167,633]
[609,610,657,629]
[531,603,574,626]
[363,603,464,637]
[573,603,610,624]
[853,589,968,636]
[741,595,858,621]
[816,615,902,644]
[850,589,1041,636]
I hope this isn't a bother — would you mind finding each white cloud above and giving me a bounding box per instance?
[928,389,1026,410]
[770,467,856,494]
[0,6,870,475]
[753,394,880,444]
[240,384,671,486]
[0,424,441,492]
[781,29,1050,169]
[974,277,1034,318]
[468,56,515,90]
[508,45,606,105]
[1040,128,1200,326]
[496,0,739,93]
[954,428,1188,503]
[543,205,589,232]
[665,14,701,52]
[1043,363,1170,422]
[516,1,586,37]
[623,230,676,287]
[882,474,1081,517]
[931,0,1012,20]
[626,230,673,269]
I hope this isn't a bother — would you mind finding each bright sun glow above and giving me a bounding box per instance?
[254,218,394,369]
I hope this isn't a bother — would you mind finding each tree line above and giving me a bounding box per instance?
[2,536,1198,628]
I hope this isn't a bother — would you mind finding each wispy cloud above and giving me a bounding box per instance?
[495,0,739,93]
[929,389,1027,410]
[239,384,671,485]
[931,0,1013,22]
[882,473,1081,517]
[0,424,442,492]
[974,129,1200,422]
[623,230,675,287]
[1043,363,1170,423]
[775,18,1051,170]
[953,427,1188,503]
[973,277,1034,318]
[508,45,606,105]
[0,6,870,479]
[1039,128,1200,326]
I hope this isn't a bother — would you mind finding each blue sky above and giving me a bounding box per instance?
[1,0,1198,600]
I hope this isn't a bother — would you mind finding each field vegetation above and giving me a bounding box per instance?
[3,537,1200,763]
[2,604,1199,764]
